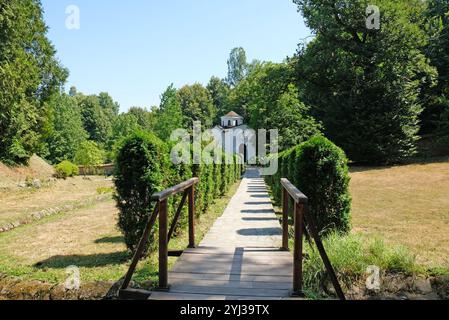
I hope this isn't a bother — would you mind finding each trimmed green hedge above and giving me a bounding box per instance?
[114,131,242,252]
[266,136,352,236]
[114,131,168,253]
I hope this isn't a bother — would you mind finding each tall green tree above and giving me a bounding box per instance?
[43,94,88,164]
[128,106,156,131]
[154,84,183,141]
[207,77,230,122]
[177,84,216,128]
[75,92,120,146]
[98,92,120,124]
[426,0,449,89]
[295,0,436,164]
[421,0,449,136]
[227,61,321,149]
[77,95,113,145]
[0,0,68,164]
[74,140,105,167]
[108,113,141,152]
[273,84,322,150]
[226,47,249,87]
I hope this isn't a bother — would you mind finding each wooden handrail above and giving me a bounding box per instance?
[120,177,199,298]
[281,178,308,204]
[152,178,199,201]
[281,178,346,300]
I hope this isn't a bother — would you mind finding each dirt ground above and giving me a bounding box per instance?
[0,155,55,189]
[350,160,449,268]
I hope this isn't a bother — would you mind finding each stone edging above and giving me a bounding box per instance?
[344,274,449,300]
[0,273,115,300]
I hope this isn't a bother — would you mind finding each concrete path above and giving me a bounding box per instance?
[150,169,294,300]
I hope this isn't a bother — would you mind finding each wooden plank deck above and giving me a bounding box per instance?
[149,169,296,300]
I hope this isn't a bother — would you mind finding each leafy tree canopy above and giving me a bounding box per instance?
[295,0,436,164]
[207,77,231,123]
[76,94,116,146]
[0,0,68,164]
[108,113,141,153]
[177,83,216,128]
[128,106,156,131]
[154,84,184,140]
[273,84,323,150]
[74,140,105,167]
[43,93,88,164]
[227,47,249,87]
[421,0,449,135]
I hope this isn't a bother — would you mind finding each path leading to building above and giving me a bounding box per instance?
[150,168,294,300]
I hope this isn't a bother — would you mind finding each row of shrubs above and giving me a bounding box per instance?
[114,131,243,252]
[265,136,352,236]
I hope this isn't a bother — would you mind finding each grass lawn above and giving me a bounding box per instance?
[0,180,242,286]
[350,159,449,270]
[269,159,449,298]
[0,176,113,226]
[2,159,449,298]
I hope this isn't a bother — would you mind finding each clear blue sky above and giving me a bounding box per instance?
[41,0,310,113]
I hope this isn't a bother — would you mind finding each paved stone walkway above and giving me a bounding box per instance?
[150,169,294,300]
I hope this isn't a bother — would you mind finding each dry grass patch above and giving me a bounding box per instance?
[0,200,128,283]
[0,176,113,226]
[350,160,449,268]
[0,180,242,287]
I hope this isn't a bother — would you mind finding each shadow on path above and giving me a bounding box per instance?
[241,209,275,214]
[237,228,282,236]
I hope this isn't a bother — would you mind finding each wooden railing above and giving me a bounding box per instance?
[281,178,346,300]
[119,178,199,299]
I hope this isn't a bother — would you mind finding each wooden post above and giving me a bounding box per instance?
[282,187,289,251]
[158,199,169,290]
[120,205,159,291]
[167,191,188,244]
[188,186,195,249]
[304,206,346,300]
[292,202,304,297]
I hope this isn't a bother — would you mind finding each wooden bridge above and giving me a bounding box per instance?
[120,168,344,300]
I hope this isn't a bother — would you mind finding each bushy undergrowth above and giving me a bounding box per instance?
[54,160,79,179]
[301,233,419,298]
